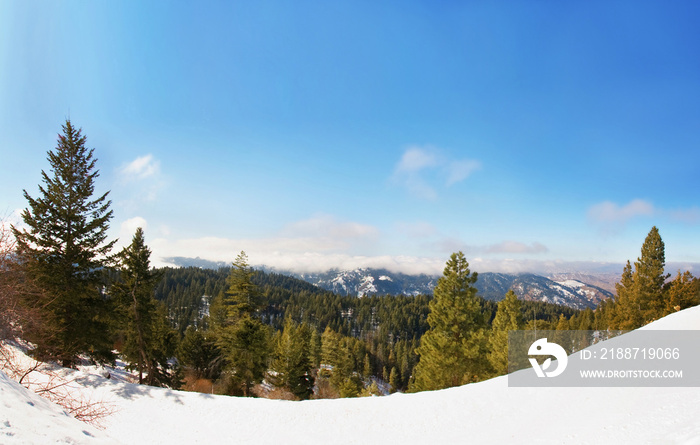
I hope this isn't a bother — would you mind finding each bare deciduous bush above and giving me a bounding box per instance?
[0,220,22,341]
[0,219,47,344]
[0,344,117,428]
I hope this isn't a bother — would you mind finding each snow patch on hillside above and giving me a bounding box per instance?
[556,279,586,288]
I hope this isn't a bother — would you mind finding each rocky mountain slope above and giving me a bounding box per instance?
[293,268,438,297]
[294,268,613,309]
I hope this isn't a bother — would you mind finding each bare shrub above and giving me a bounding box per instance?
[0,218,47,344]
[0,343,117,428]
[182,371,215,394]
[260,386,298,401]
[312,376,340,399]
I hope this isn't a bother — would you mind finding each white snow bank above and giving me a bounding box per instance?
[0,370,119,444]
[95,305,700,444]
[94,370,700,445]
[640,305,700,330]
[3,305,700,444]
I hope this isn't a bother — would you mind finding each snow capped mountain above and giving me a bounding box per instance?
[158,258,616,309]
[476,272,614,309]
[295,268,613,309]
[294,268,438,297]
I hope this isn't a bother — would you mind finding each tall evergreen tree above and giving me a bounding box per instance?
[269,319,314,400]
[634,226,669,323]
[320,326,363,397]
[610,227,669,329]
[178,326,223,381]
[410,252,489,392]
[220,251,261,322]
[389,366,400,393]
[487,290,524,376]
[663,271,699,315]
[217,316,270,396]
[112,228,178,387]
[13,120,115,366]
[610,261,639,329]
[308,328,322,369]
[213,251,270,396]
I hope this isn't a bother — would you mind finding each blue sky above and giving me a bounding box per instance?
[1,1,699,275]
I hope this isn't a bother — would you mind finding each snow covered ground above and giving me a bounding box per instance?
[2,306,700,444]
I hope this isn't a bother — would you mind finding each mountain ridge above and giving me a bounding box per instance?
[286,268,613,309]
[161,257,617,309]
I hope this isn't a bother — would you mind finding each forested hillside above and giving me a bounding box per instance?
[152,265,582,393]
[155,266,582,335]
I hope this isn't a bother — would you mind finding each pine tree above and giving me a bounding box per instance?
[218,315,270,396]
[410,252,489,392]
[221,251,261,322]
[178,326,222,381]
[209,251,271,396]
[635,226,669,323]
[555,314,570,331]
[112,228,177,387]
[362,354,372,379]
[389,366,400,393]
[12,120,115,366]
[308,328,322,369]
[664,271,699,315]
[269,319,314,400]
[487,290,524,376]
[576,308,594,330]
[610,227,669,330]
[320,326,363,397]
[610,261,639,329]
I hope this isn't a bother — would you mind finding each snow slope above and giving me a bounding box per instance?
[0,370,118,444]
[2,306,700,444]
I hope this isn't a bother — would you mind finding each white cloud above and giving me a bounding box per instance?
[120,155,160,180]
[149,233,634,276]
[395,147,439,174]
[587,199,655,224]
[484,241,549,255]
[116,154,166,204]
[391,146,480,199]
[147,214,383,271]
[0,209,26,235]
[395,221,438,239]
[587,199,656,235]
[116,216,149,249]
[150,236,446,274]
[587,199,700,235]
[668,207,700,224]
[121,216,148,234]
[282,214,379,242]
[446,159,482,186]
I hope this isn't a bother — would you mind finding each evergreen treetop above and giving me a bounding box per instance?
[221,251,262,322]
[610,226,670,330]
[488,289,524,375]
